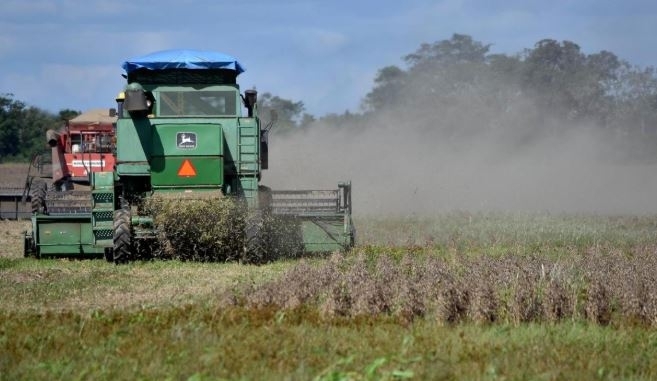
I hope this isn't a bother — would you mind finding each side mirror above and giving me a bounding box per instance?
[244,89,258,108]
[270,109,278,124]
[244,89,258,117]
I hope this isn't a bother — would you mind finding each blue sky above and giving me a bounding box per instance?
[1,0,655,117]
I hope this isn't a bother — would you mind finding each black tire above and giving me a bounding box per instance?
[103,247,114,263]
[113,208,133,264]
[30,180,47,214]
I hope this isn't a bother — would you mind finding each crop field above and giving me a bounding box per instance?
[2,214,657,380]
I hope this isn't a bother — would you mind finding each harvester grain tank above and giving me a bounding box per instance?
[23,49,355,261]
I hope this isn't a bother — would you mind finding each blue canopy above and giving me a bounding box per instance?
[122,49,245,75]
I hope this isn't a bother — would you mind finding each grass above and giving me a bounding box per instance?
[2,308,656,380]
[2,213,657,379]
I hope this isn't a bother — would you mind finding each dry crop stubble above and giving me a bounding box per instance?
[0,219,30,258]
[3,214,657,327]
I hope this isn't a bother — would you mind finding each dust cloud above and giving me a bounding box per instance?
[262,106,657,217]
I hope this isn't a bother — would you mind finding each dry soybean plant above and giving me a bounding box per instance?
[144,195,246,261]
[227,246,657,326]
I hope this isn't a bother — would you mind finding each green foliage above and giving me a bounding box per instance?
[0,94,72,162]
[258,91,306,132]
[360,33,657,157]
[1,306,656,380]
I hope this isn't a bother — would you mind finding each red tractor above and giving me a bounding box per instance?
[45,108,117,190]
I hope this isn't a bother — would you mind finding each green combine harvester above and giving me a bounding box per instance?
[23,49,354,262]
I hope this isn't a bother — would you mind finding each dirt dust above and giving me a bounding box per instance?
[263,112,657,216]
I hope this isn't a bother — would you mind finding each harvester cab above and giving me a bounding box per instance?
[24,49,355,262]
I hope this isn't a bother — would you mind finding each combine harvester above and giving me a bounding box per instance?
[28,109,117,214]
[0,110,116,220]
[23,49,354,262]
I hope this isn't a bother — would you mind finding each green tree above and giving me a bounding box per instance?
[404,33,490,69]
[0,94,25,159]
[363,66,407,111]
[0,94,64,162]
[257,92,305,132]
[58,109,81,121]
[520,39,625,125]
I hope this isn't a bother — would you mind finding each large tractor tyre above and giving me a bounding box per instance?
[243,210,271,265]
[113,208,133,264]
[30,180,47,214]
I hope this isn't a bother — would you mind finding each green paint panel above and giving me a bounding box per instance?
[151,156,223,187]
[239,159,258,170]
[92,171,114,189]
[33,215,111,256]
[116,118,152,164]
[152,123,222,156]
[239,125,257,135]
[117,163,151,175]
[301,219,350,253]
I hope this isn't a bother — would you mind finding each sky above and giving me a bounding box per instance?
[1,0,655,117]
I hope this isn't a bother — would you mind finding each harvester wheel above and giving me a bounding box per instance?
[113,208,133,264]
[30,180,47,214]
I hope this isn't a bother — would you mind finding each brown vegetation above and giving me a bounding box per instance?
[228,247,657,326]
[144,195,246,261]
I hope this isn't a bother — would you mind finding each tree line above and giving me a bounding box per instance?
[0,95,78,162]
[359,34,657,137]
[281,34,657,160]
[2,34,656,161]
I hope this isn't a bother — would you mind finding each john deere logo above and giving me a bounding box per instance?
[177,132,197,149]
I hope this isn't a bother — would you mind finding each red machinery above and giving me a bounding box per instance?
[46,109,117,190]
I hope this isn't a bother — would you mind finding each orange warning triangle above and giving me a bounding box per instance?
[177,159,197,177]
